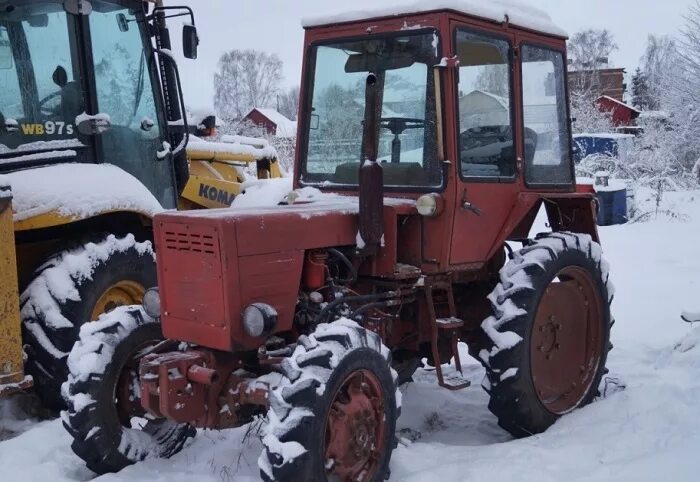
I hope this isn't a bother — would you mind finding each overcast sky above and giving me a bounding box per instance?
[173,0,696,110]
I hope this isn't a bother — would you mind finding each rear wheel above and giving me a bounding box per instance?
[259,320,399,482]
[477,232,614,437]
[21,234,155,410]
[62,306,194,474]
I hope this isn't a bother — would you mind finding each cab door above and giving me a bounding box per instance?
[86,1,177,209]
[449,24,521,266]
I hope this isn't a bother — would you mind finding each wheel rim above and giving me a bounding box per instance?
[530,266,604,415]
[91,281,145,321]
[324,369,386,482]
[115,340,159,428]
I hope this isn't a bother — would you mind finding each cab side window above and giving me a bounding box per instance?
[521,45,574,186]
[456,29,515,179]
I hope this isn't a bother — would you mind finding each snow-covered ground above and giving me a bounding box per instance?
[2,188,700,481]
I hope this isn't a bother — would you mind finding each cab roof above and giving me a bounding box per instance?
[302,0,567,38]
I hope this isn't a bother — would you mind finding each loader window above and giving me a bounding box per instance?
[89,2,176,209]
[0,9,85,154]
[455,29,515,179]
[521,45,574,186]
[301,31,442,189]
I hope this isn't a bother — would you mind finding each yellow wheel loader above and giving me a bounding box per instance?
[0,0,283,408]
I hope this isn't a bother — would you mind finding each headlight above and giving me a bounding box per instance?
[242,303,278,337]
[142,287,161,319]
[416,193,444,217]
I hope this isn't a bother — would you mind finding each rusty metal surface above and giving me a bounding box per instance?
[324,369,386,480]
[531,266,603,414]
[140,349,268,429]
[0,188,26,391]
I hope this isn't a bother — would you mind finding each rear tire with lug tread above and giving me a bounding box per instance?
[477,232,614,437]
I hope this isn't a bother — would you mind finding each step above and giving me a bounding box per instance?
[436,317,464,329]
[437,365,471,391]
[441,373,471,391]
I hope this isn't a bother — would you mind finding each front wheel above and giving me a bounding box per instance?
[259,319,400,482]
[477,232,614,437]
[62,306,194,474]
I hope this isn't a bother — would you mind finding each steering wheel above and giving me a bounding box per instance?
[380,117,425,135]
[38,91,62,116]
[379,117,426,164]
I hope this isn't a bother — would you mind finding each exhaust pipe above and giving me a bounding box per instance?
[358,73,384,256]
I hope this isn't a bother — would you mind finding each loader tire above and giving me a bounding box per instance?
[21,234,156,411]
[259,319,400,482]
[62,306,195,474]
[477,232,614,438]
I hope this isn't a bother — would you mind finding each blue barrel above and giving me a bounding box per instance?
[596,187,627,226]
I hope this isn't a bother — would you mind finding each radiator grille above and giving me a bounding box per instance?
[162,224,218,255]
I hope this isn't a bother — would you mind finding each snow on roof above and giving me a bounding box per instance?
[4,163,163,222]
[302,0,567,38]
[574,132,636,140]
[596,95,641,113]
[248,108,298,138]
[463,90,510,110]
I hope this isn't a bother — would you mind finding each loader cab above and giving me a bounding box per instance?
[299,7,578,270]
[0,0,197,209]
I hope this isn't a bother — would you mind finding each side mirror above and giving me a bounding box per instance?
[183,24,199,60]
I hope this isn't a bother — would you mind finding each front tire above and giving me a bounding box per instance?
[477,232,614,437]
[21,234,155,410]
[62,306,194,474]
[259,319,400,482]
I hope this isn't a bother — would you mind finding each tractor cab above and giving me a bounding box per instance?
[298,6,590,268]
[0,0,197,208]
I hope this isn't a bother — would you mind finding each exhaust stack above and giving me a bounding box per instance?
[358,73,384,256]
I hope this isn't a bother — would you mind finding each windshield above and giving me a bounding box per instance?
[0,4,87,157]
[301,31,442,189]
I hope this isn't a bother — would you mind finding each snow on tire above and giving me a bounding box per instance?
[62,306,194,474]
[259,319,400,482]
[21,234,155,410]
[478,232,614,438]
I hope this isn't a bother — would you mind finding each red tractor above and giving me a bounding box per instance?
[63,4,613,481]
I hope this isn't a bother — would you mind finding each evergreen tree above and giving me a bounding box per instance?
[631,67,652,110]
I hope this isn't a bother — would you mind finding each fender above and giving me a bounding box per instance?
[486,190,599,262]
[5,164,163,232]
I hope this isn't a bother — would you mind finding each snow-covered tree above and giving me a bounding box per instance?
[277,86,300,121]
[214,49,283,123]
[567,29,618,97]
[570,93,614,134]
[641,35,676,111]
[567,29,617,135]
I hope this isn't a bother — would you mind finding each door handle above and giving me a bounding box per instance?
[462,201,482,216]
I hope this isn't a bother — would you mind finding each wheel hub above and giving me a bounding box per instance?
[91,281,146,321]
[531,267,604,415]
[325,370,385,481]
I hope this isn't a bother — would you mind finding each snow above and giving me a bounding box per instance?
[187,137,277,161]
[302,0,568,38]
[4,190,700,480]
[0,139,85,155]
[575,132,637,140]
[21,235,154,362]
[4,164,163,222]
[0,150,77,166]
[74,112,111,126]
